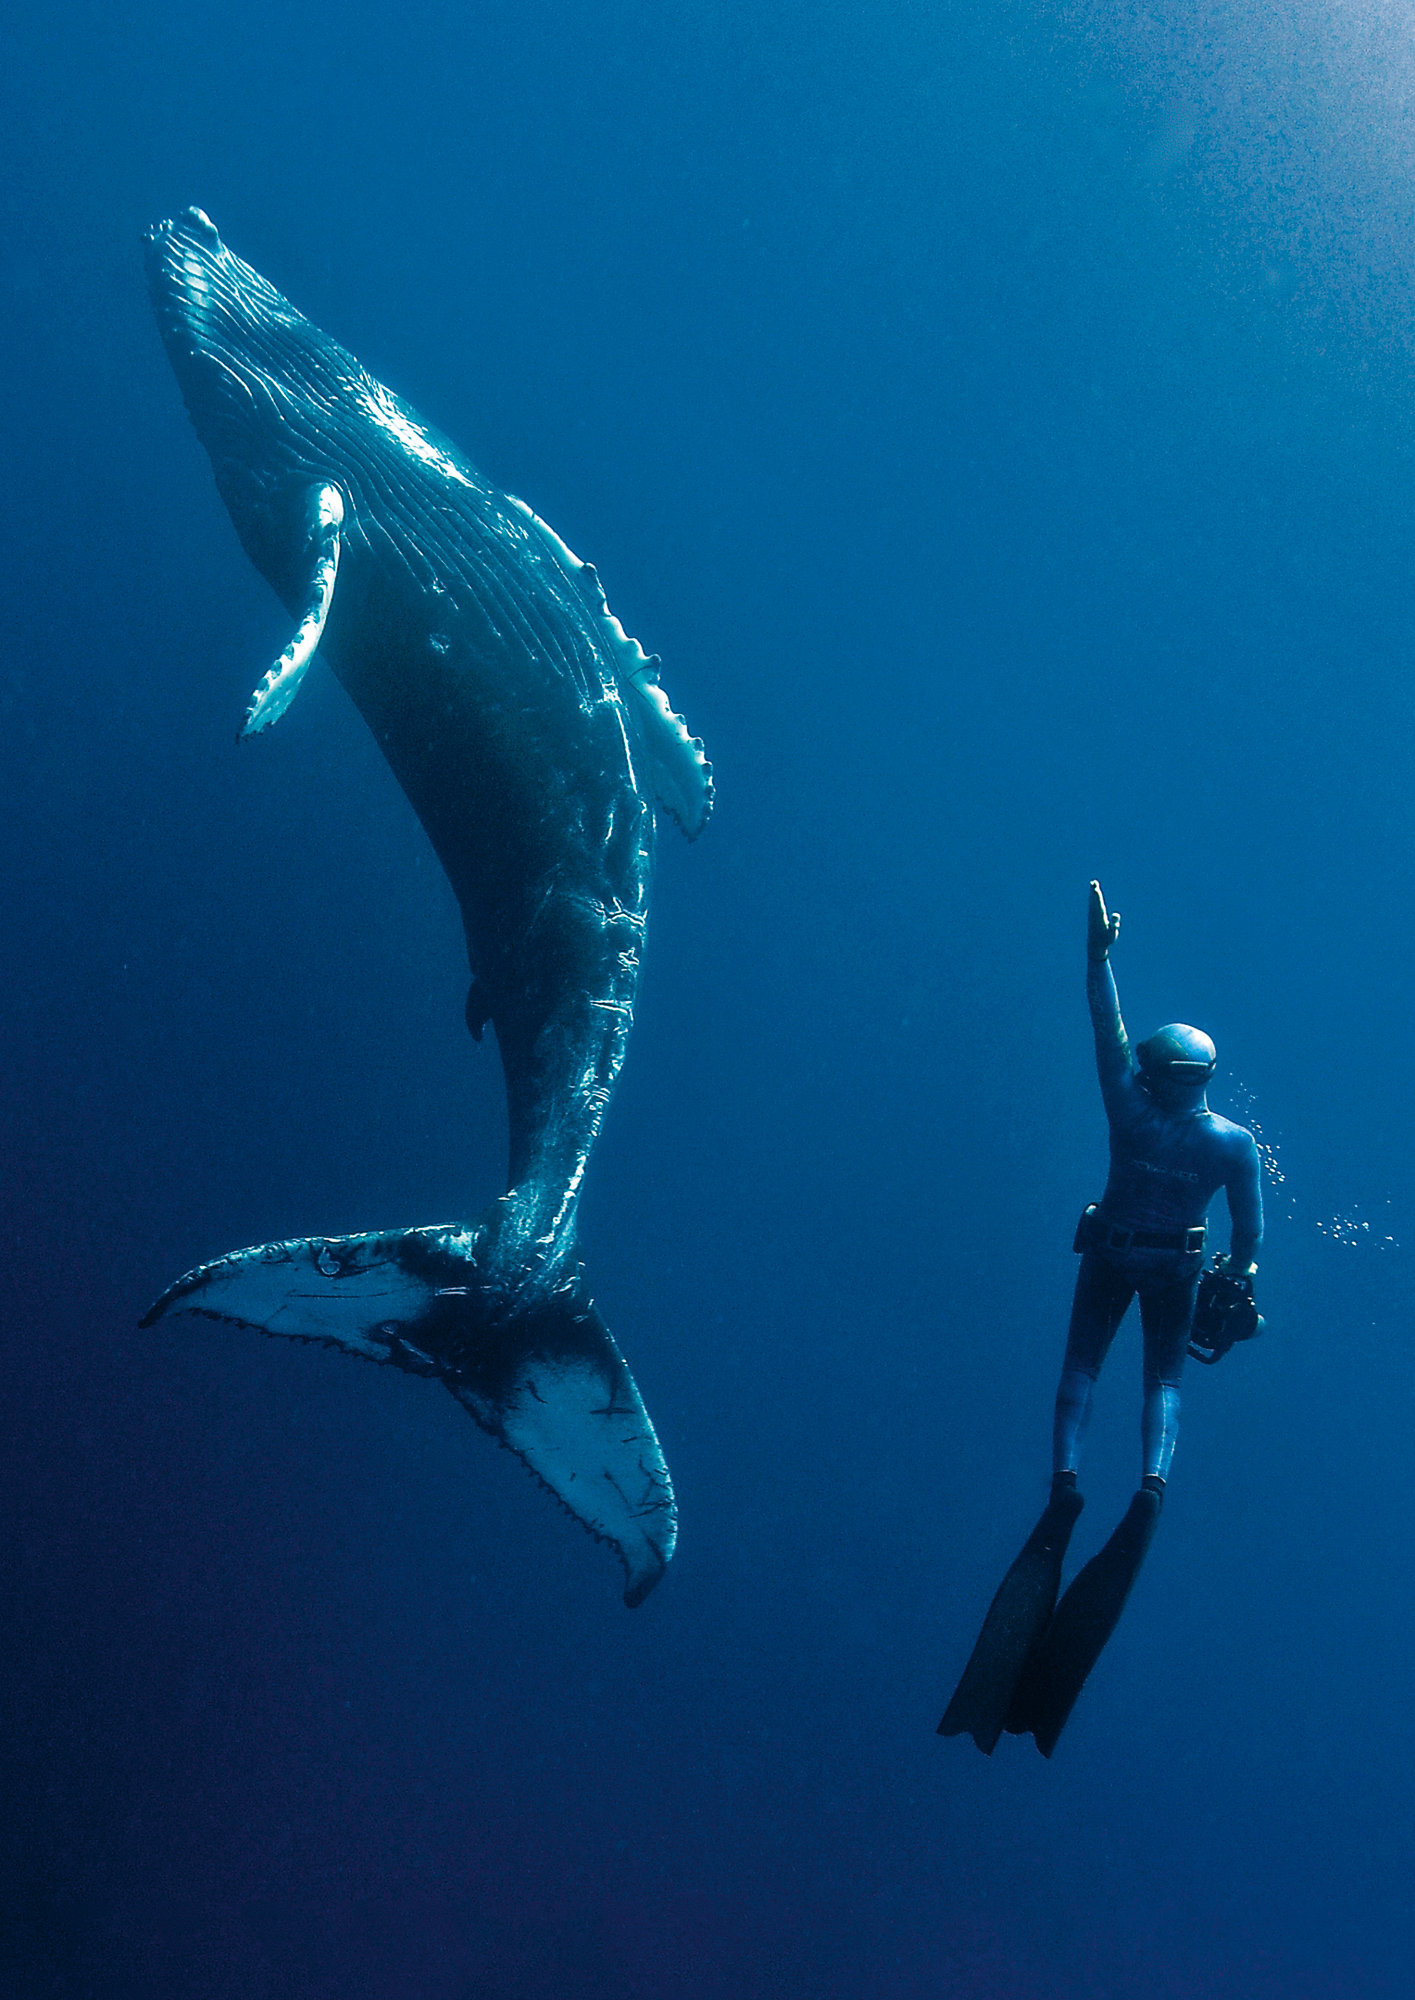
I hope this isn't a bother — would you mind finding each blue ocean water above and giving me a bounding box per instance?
[3,2,1414,1992]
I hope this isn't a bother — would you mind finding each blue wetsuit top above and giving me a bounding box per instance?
[1088,957,1263,1268]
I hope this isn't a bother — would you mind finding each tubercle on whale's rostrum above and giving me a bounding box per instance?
[141,208,704,1605]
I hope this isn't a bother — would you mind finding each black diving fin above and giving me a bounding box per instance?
[938,1478,1086,1753]
[1004,1481,1163,1757]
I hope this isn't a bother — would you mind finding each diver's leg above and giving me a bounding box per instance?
[1054,1253,1133,1478]
[948,1256,1128,1754]
[1008,1260,1180,1756]
[1138,1272,1200,1484]
[1140,1383,1180,1484]
[942,1249,1112,1750]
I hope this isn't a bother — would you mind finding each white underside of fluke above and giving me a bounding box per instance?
[241,483,344,735]
[448,1359,673,1609]
[143,1220,454,1355]
[142,1221,676,1607]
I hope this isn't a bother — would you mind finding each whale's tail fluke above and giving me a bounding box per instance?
[141,1221,676,1607]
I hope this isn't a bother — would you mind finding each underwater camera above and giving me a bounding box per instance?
[1187,1264,1264,1366]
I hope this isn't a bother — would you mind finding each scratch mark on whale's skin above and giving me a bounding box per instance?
[140,208,712,1606]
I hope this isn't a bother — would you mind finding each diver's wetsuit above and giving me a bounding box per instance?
[1055,957,1263,1483]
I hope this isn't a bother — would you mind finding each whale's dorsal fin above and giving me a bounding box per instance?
[241,483,345,736]
[509,496,714,839]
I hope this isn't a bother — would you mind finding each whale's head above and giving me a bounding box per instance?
[145,208,364,593]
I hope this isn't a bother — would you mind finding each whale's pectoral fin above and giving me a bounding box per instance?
[141,1221,677,1607]
[624,656,714,842]
[240,482,345,736]
[507,495,714,839]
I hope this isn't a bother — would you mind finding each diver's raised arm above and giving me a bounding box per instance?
[1086,880,1132,1111]
[1087,879,1121,966]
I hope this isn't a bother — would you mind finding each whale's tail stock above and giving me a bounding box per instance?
[141,1212,677,1607]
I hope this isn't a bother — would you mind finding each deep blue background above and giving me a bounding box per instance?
[4,2,1415,1993]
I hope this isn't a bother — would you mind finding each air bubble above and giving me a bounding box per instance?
[1316,1205,1397,1250]
[1229,1081,1285,1187]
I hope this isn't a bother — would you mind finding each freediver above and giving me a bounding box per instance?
[939,880,1264,1756]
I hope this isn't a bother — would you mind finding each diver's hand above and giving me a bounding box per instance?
[1088,881,1121,962]
[1214,1253,1257,1283]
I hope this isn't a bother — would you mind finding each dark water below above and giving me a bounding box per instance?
[3,3,1413,1994]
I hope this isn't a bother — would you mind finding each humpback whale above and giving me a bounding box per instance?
[142,208,711,1606]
